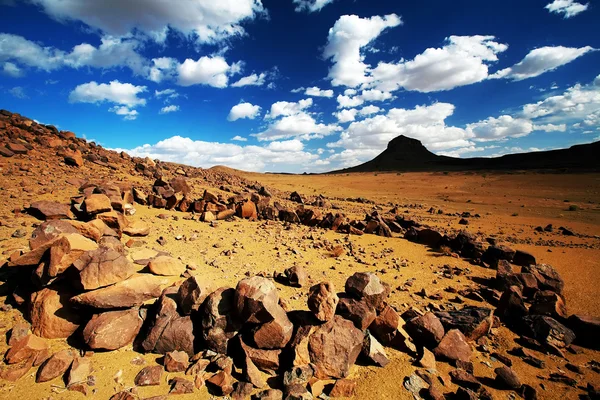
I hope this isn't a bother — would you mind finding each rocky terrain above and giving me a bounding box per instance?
[0,108,599,400]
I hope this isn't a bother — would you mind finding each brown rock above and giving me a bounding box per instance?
[177,275,206,315]
[434,307,494,341]
[336,296,377,330]
[253,389,284,400]
[148,255,186,276]
[123,220,150,237]
[362,333,390,367]
[237,200,258,219]
[82,309,144,350]
[243,356,266,388]
[524,264,564,294]
[345,272,388,308]
[206,370,235,396]
[529,291,567,319]
[83,194,112,215]
[275,265,308,287]
[164,350,189,372]
[202,287,239,354]
[5,334,49,365]
[449,369,481,391]
[330,379,356,397]
[418,347,436,369]
[405,312,445,349]
[67,357,93,386]
[8,322,30,346]
[134,365,163,386]
[495,365,521,389]
[64,150,84,167]
[308,315,364,379]
[513,250,536,267]
[29,220,79,250]
[253,307,294,349]
[170,176,191,195]
[0,358,34,381]
[30,287,80,339]
[36,349,74,383]
[74,247,135,290]
[568,314,600,350]
[233,382,254,400]
[240,339,281,373]
[235,276,284,324]
[369,305,415,352]
[71,275,170,308]
[307,282,339,322]
[521,315,575,350]
[110,391,136,400]
[434,329,472,363]
[29,200,74,220]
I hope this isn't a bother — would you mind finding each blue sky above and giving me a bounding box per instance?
[0,0,599,172]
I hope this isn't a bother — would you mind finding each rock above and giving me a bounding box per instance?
[403,373,428,398]
[170,176,190,195]
[82,309,144,350]
[83,194,112,215]
[513,250,536,267]
[71,275,170,309]
[495,365,521,389]
[148,255,186,276]
[64,150,84,167]
[362,333,390,367]
[418,347,436,369]
[232,382,254,400]
[67,357,93,386]
[240,339,282,373]
[201,287,239,354]
[122,220,150,236]
[434,307,494,341]
[164,350,189,372]
[242,355,266,388]
[523,264,564,294]
[253,389,284,400]
[5,334,49,365]
[307,282,339,322]
[434,329,472,363]
[521,315,575,350]
[0,358,34,381]
[283,365,313,386]
[29,220,79,250]
[30,287,80,339]
[36,349,74,383]
[170,377,195,394]
[529,291,567,319]
[206,370,235,396]
[416,228,443,247]
[177,275,206,315]
[336,296,377,330]
[275,265,308,287]
[496,287,528,324]
[235,276,285,324]
[8,322,31,346]
[253,307,294,349]
[134,365,162,386]
[345,272,388,308]
[237,200,258,219]
[568,314,600,350]
[482,245,515,265]
[405,312,445,349]
[73,247,135,290]
[284,383,313,399]
[369,304,415,352]
[29,201,74,220]
[308,315,364,379]
[328,379,356,397]
[449,369,481,391]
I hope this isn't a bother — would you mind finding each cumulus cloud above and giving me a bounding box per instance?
[177,56,241,88]
[336,89,393,108]
[69,80,147,107]
[266,139,304,152]
[159,105,179,114]
[533,123,567,132]
[228,102,261,121]
[109,106,139,120]
[359,105,381,115]
[30,0,266,43]
[337,94,364,109]
[255,112,341,141]
[231,135,248,142]
[149,57,178,83]
[545,0,589,18]
[293,0,336,13]
[490,46,596,81]
[231,72,267,87]
[304,86,334,97]
[333,108,358,123]
[266,98,313,119]
[154,88,179,101]
[369,35,508,92]
[323,14,402,87]
[466,115,533,142]
[114,135,320,173]
[2,61,22,77]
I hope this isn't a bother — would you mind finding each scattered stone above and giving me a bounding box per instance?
[206,370,235,396]
[169,377,195,394]
[134,365,163,386]
[164,350,189,372]
[434,329,472,363]
[36,349,74,383]
[275,265,308,287]
[330,379,356,398]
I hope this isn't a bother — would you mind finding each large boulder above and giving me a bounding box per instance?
[201,287,239,354]
[523,264,564,295]
[235,276,284,324]
[73,247,135,290]
[336,297,377,331]
[148,255,186,276]
[369,304,415,352]
[83,309,144,350]
[36,350,75,383]
[252,306,294,349]
[308,315,364,379]
[30,287,81,339]
[433,329,472,363]
[521,315,575,350]
[177,275,207,315]
[307,282,339,322]
[28,201,74,220]
[344,272,388,309]
[404,312,445,349]
[83,194,112,215]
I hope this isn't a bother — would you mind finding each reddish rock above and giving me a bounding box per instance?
[8,323,31,346]
[513,250,536,267]
[237,200,258,219]
[29,201,74,220]
[164,350,189,372]
[524,264,564,294]
[330,379,356,397]
[418,347,436,369]
[521,315,575,350]
[177,275,206,315]
[36,349,75,383]
[0,357,34,381]
[232,382,254,400]
[6,142,28,154]
[336,296,377,330]
[275,265,308,287]
[568,314,600,350]
[134,365,162,386]
[253,389,284,400]
[307,282,339,322]
[240,339,282,373]
[206,370,235,396]
[30,287,80,339]
[235,276,285,324]
[83,194,112,215]
[67,357,93,386]
[5,334,49,365]
[495,366,521,389]
[64,150,84,167]
[308,315,364,379]
[434,329,472,363]
[148,255,186,276]
[404,312,445,349]
[253,306,294,349]
[201,287,239,354]
[362,333,390,367]
[73,247,135,290]
[170,377,195,394]
[82,309,144,350]
[450,368,481,391]
[29,220,79,250]
[169,176,190,195]
[122,220,150,237]
[345,272,388,308]
[497,287,528,324]
[416,228,443,247]
[434,307,494,341]
[369,305,414,352]
[529,291,567,319]
[242,356,266,388]
[71,275,170,309]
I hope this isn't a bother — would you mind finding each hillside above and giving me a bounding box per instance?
[333,135,600,173]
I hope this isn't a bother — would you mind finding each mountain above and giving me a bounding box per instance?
[331,135,600,173]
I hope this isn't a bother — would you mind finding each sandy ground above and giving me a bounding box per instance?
[0,163,599,399]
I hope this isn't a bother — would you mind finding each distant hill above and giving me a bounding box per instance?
[330,135,600,173]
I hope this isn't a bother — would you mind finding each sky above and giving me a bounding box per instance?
[0,0,599,173]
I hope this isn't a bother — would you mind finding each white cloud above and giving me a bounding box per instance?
[293,0,336,13]
[369,35,508,92]
[9,86,27,99]
[109,105,139,120]
[359,105,381,115]
[323,14,402,87]
[69,80,147,107]
[232,72,267,87]
[231,135,248,142]
[2,61,22,77]
[266,98,313,119]
[177,56,239,88]
[113,135,320,173]
[305,86,334,97]
[545,0,589,18]
[159,105,179,114]
[30,0,266,43]
[359,89,393,101]
[154,88,179,100]
[337,94,364,109]
[266,139,304,152]
[467,115,533,142]
[149,57,178,83]
[333,108,358,123]
[228,102,261,121]
[490,46,595,81]
[255,112,341,141]
[0,33,65,71]
[533,123,567,132]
